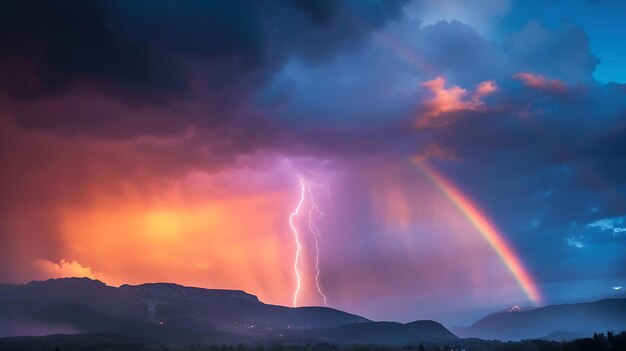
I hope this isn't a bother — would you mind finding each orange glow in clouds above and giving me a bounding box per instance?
[418,76,498,127]
[513,72,568,93]
[54,178,298,305]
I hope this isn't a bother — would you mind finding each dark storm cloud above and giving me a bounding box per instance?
[262,15,611,165]
[3,0,616,190]
[384,17,618,176]
[0,0,408,137]
[504,21,601,82]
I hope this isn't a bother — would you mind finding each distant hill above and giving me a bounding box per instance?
[454,298,626,341]
[0,278,455,345]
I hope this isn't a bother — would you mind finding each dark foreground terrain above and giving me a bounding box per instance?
[3,278,626,350]
[1,332,626,351]
[0,278,454,345]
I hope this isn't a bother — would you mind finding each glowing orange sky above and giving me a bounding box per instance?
[0,115,532,319]
[57,187,294,304]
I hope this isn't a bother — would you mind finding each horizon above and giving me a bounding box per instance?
[2,0,626,329]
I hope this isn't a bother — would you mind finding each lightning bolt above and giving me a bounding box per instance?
[289,178,306,308]
[308,185,328,306]
[326,186,335,213]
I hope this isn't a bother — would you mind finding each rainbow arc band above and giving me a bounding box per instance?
[416,161,542,304]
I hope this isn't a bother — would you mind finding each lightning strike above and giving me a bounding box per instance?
[308,185,328,306]
[289,178,306,307]
[289,177,331,307]
[326,187,335,213]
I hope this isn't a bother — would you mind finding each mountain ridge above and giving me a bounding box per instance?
[453,298,626,341]
[0,277,456,345]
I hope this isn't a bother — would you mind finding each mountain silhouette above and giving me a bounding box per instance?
[0,278,456,345]
[454,298,626,340]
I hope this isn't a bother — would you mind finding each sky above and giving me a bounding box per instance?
[1,0,626,325]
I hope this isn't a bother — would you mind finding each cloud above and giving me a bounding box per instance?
[256,16,611,168]
[505,21,600,82]
[405,0,511,35]
[587,216,626,235]
[475,80,499,96]
[30,259,110,282]
[513,72,568,93]
[417,76,497,127]
[413,143,460,161]
[0,0,408,138]
[409,20,505,84]
[566,236,585,248]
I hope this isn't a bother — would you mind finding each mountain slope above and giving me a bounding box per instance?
[0,278,367,342]
[0,278,459,345]
[457,298,626,340]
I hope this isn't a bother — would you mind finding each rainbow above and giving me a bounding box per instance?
[358,22,541,303]
[415,161,542,304]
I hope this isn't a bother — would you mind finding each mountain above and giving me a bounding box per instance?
[0,278,365,342]
[493,305,537,314]
[0,278,455,345]
[455,298,626,341]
